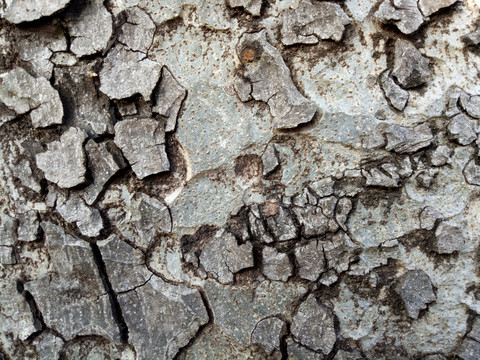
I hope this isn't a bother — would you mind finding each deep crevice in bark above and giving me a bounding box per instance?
[90,242,129,343]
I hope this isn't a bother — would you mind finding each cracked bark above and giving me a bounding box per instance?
[90,243,129,343]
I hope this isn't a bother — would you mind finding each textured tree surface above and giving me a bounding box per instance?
[1,0,480,359]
